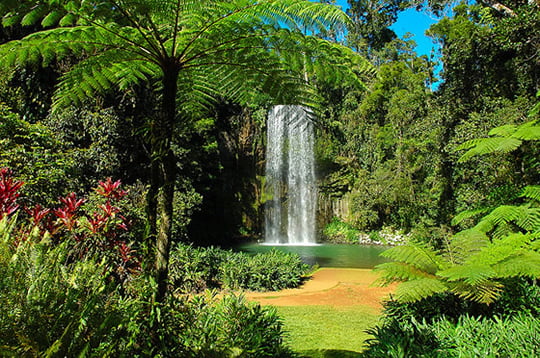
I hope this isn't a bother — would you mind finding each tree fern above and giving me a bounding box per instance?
[1,0,368,301]
[378,98,540,305]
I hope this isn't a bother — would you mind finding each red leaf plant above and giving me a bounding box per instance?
[54,192,84,230]
[0,168,24,220]
[1,168,141,281]
[24,204,51,227]
[96,177,127,201]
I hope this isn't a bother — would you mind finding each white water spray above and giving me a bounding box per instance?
[264,105,317,245]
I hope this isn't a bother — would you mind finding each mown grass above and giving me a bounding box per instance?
[276,305,381,357]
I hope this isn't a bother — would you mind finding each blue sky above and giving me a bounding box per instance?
[333,0,440,58]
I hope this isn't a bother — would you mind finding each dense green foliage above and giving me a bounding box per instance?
[362,276,540,357]
[0,171,294,357]
[1,0,539,355]
[169,244,312,293]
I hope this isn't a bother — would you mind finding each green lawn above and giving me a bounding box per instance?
[276,305,381,357]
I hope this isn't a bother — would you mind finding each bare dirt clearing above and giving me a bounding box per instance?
[246,268,396,309]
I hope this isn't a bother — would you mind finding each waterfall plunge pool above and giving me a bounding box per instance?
[237,243,391,269]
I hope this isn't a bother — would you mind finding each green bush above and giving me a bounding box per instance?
[169,244,227,293]
[323,217,360,244]
[433,314,540,358]
[220,249,311,291]
[0,218,294,357]
[176,293,291,357]
[362,279,540,357]
[169,244,312,293]
[0,224,130,356]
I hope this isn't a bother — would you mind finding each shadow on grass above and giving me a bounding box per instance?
[298,349,363,358]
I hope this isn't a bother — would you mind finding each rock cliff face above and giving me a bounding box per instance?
[187,104,354,244]
[187,104,266,245]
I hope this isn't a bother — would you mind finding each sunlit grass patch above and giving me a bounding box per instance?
[276,305,380,356]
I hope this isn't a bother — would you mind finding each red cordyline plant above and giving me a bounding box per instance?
[0,167,23,220]
[2,167,140,279]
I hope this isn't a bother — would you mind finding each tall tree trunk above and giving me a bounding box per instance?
[153,64,179,303]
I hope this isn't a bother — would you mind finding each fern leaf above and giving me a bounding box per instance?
[468,233,531,266]
[20,6,48,26]
[380,240,445,273]
[451,207,490,226]
[515,208,540,232]
[446,229,489,264]
[458,137,522,162]
[438,264,496,285]
[475,205,526,232]
[58,13,77,27]
[520,185,540,202]
[452,281,504,304]
[488,124,517,136]
[374,262,434,285]
[41,10,64,28]
[394,278,449,303]
[511,121,540,140]
[494,252,540,278]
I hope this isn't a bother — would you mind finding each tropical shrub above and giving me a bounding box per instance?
[169,244,227,293]
[220,249,311,292]
[169,244,312,293]
[0,217,130,357]
[362,312,540,358]
[374,100,540,304]
[324,217,361,244]
[0,105,75,205]
[177,293,290,358]
[432,313,540,358]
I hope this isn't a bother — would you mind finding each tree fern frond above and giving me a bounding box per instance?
[446,229,489,264]
[374,262,435,285]
[515,208,540,232]
[53,53,158,109]
[520,185,540,202]
[438,264,496,285]
[452,281,504,304]
[467,233,532,267]
[494,252,540,279]
[474,205,527,232]
[20,6,49,26]
[488,124,517,136]
[41,10,64,27]
[511,121,540,140]
[451,207,491,226]
[380,240,446,273]
[458,137,522,162]
[394,278,449,303]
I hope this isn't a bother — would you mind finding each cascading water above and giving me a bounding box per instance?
[264,105,317,245]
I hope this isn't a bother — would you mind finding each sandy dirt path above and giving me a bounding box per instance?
[245,268,396,309]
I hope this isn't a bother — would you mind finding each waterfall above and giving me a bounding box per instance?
[264,105,317,245]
